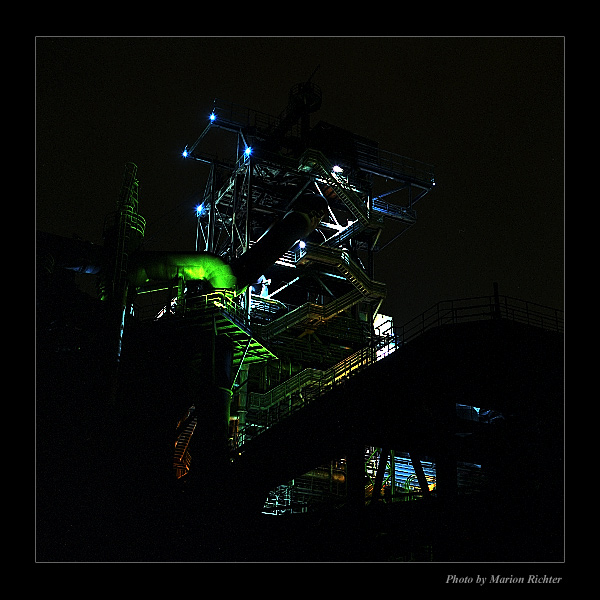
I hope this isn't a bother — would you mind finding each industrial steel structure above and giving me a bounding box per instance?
[143,80,440,513]
[36,82,564,562]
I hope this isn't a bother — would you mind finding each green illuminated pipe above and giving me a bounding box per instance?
[128,191,328,294]
[229,191,328,291]
[38,191,327,299]
[128,251,237,290]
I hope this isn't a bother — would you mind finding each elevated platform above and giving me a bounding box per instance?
[233,317,564,501]
[185,99,434,245]
[182,291,276,365]
[131,289,276,368]
[256,289,363,339]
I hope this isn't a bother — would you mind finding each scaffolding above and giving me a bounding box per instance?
[174,84,440,511]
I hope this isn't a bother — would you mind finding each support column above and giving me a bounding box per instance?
[345,443,365,512]
[370,447,389,505]
[180,325,235,485]
[410,453,431,498]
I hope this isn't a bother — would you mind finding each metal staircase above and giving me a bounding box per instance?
[296,242,386,300]
[299,148,370,225]
[249,344,377,413]
[257,289,363,339]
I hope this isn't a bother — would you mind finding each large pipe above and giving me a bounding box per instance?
[128,191,328,294]
[128,250,237,290]
[228,191,328,292]
[38,191,327,295]
[36,231,104,275]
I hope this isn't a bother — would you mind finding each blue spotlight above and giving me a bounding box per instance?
[195,203,205,216]
[209,112,216,122]
[182,148,188,158]
[244,146,253,157]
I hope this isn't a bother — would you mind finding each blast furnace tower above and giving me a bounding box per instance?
[131,81,436,513]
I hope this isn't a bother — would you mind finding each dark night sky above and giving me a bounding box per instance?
[36,36,564,327]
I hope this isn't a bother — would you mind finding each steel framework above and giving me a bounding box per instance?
[176,83,437,510]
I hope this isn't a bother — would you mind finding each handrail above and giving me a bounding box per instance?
[371,197,417,223]
[259,289,363,338]
[295,242,387,300]
[212,98,282,133]
[183,290,250,329]
[250,346,376,411]
[133,289,250,326]
[355,142,435,186]
[395,295,564,346]
[237,293,563,445]
[299,148,370,225]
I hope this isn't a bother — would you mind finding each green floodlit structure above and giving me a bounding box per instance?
[36,81,564,563]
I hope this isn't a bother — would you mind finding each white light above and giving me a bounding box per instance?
[209,112,216,121]
[245,146,252,156]
[182,149,188,158]
[298,240,306,249]
[332,165,343,173]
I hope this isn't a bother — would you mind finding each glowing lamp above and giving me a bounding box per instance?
[245,146,253,157]
[332,165,343,173]
[182,149,188,158]
[209,112,216,121]
[298,240,306,249]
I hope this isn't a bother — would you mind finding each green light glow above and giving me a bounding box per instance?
[130,252,238,290]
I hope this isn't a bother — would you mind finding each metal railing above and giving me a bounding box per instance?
[238,293,563,445]
[371,197,417,223]
[259,289,363,338]
[184,290,249,327]
[212,98,282,134]
[355,142,435,186]
[395,294,564,346]
[295,242,387,300]
[132,288,249,326]
[299,148,370,225]
[250,345,376,412]
[243,346,377,438]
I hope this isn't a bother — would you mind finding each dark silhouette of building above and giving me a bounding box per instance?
[36,83,563,563]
